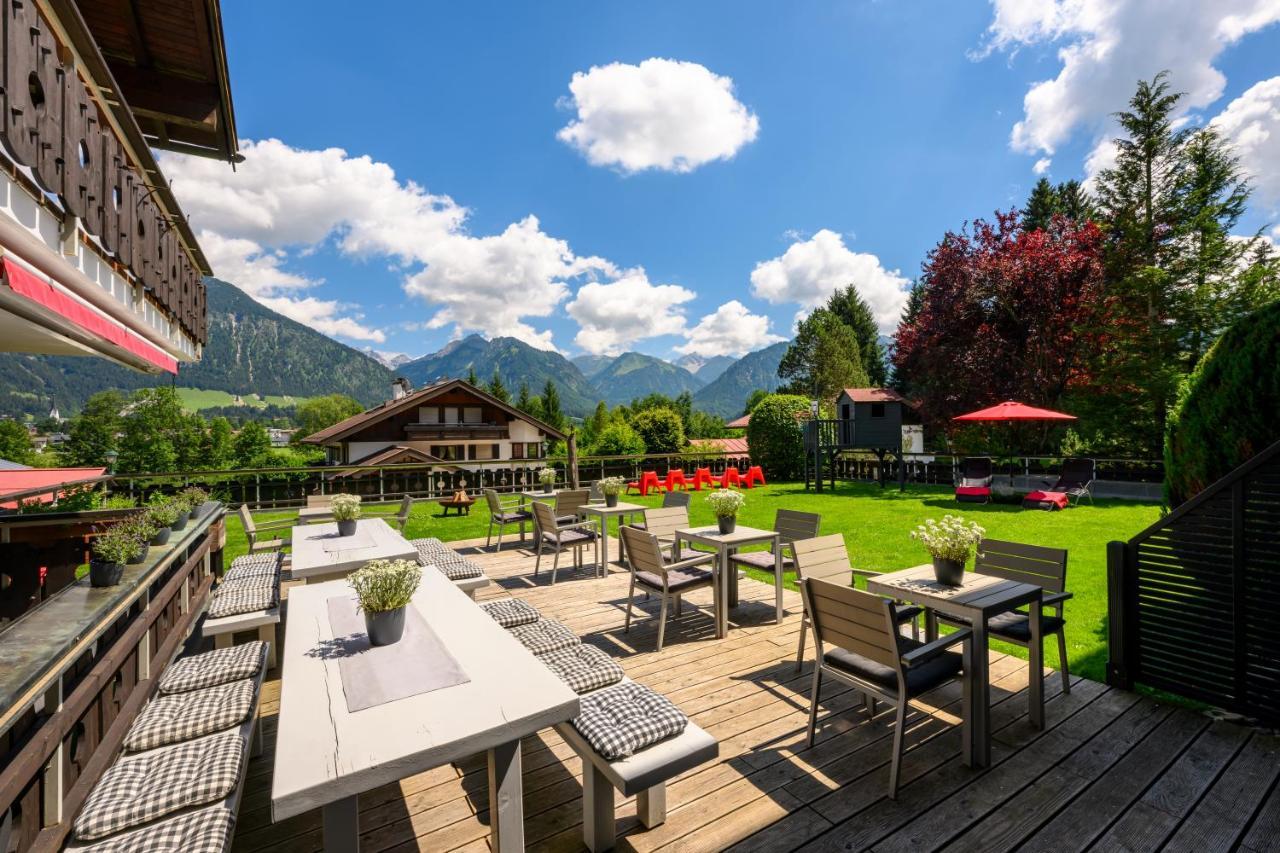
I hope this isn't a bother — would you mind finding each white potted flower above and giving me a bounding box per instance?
[910,514,985,586]
[706,489,745,535]
[598,476,626,507]
[348,558,422,646]
[537,466,557,494]
[331,493,362,536]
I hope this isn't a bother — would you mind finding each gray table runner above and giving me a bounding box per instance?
[323,595,470,713]
[318,527,378,553]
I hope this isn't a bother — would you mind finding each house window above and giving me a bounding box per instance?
[420,406,440,424]
[840,404,851,420]
[430,444,464,461]
[870,403,886,419]
[527,442,542,459]
[469,443,498,461]
[442,407,459,424]
[511,443,525,460]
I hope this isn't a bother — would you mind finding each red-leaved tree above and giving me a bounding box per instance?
[893,211,1108,445]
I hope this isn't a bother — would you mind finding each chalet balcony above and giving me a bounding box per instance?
[403,422,510,441]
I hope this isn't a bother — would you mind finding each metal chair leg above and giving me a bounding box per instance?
[889,699,907,799]
[534,536,542,576]
[1057,630,1070,694]
[805,665,823,748]
[486,520,493,549]
[551,542,561,585]
[865,694,877,719]
[795,617,808,672]
[625,574,637,633]
[656,593,669,652]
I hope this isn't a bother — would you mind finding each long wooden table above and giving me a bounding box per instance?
[866,564,1044,768]
[290,518,418,583]
[272,572,580,852]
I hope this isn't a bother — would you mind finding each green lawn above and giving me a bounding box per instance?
[225,482,1160,683]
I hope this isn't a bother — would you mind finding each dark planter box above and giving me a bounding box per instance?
[171,511,190,531]
[718,516,737,535]
[150,527,171,546]
[932,557,965,586]
[365,607,406,646]
[89,560,124,588]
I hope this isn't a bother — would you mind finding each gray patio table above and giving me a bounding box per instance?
[272,572,579,852]
[865,564,1045,768]
[672,525,783,638]
[290,518,418,583]
[518,488,568,539]
[579,500,647,572]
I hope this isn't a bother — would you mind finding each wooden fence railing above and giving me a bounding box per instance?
[1107,440,1280,722]
[0,507,225,852]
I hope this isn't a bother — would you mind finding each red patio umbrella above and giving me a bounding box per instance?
[952,401,1076,422]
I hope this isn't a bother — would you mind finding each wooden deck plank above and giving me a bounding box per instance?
[1160,732,1280,853]
[228,536,1272,853]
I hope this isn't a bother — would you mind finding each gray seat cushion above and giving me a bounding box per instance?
[546,528,597,545]
[71,804,235,852]
[727,550,794,571]
[508,619,581,655]
[207,583,278,619]
[158,642,267,695]
[572,681,688,760]
[823,637,962,698]
[74,730,244,841]
[124,679,257,753]
[540,645,625,694]
[224,552,281,581]
[986,611,1066,642]
[479,597,541,628]
[492,510,532,523]
[635,566,713,594]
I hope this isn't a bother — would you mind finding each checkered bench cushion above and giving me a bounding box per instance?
[159,642,267,695]
[124,679,256,753]
[74,730,244,841]
[509,619,580,655]
[207,583,278,619]
[72,804,235,853]
[224,553,282,581]
[479,598,541,628]
[572,681,688,760]
[410,539,485,581]
[539,644,625,695]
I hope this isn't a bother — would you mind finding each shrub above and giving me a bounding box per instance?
[349,558,422,613]
[590,422,646,456]
[745,394,811,480]
[630,407,685,454]
[1165,300,1280,506]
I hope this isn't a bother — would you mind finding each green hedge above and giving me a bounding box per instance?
[1165,300,1280,506]
[746,394,811,480]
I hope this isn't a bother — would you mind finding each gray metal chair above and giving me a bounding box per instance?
[936,538,1072,693]
[626,490,691,533]
[727,509,821,574]
[554,488,591,525]
[620,525,717,652]
[531,499,600,584]
[792,534,923,671]
[801,577,972,798]
[483,488,531,551]
[366,494,413,533]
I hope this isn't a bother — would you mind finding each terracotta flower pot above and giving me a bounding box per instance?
[365,607,406,646]
[89,560,124,588]
[932,557,965,586]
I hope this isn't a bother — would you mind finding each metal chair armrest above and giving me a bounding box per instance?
[256,519,294,530]
[556,519,599,533]
[666,552,716,573]
[900,628,971,667]
[1042,591,1073,606]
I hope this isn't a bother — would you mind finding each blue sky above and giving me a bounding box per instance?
[163,1,1280,363]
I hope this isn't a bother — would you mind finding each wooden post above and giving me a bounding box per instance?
[1105,539,1133,689]
[567,429,580,489]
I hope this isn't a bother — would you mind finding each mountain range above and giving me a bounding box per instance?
[0,278,789,421]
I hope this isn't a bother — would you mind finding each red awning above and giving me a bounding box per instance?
[0,467,107,509]
[953,401,1077,422]
[2,257,177,373]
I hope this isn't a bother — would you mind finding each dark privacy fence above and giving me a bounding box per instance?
[1107,440,1280,722]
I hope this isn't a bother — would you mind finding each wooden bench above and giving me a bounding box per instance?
[554,680,718,852]
[202,609,280,670]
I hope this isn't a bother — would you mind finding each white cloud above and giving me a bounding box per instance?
[403,216,615,351]
[565,270,694,355]
[749,229,910,333]
[557,58,759,173]
[161,139,616,349]
[673,300,784,358]
[1211,76,1280,205]
[980,0,1280,161]
[1033,157,1052,175]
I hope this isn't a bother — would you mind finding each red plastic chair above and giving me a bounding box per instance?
[689,467,716,491]
[715,467,742,488]
[664,470,690,492]
[742,466,767,489]
[628,471,664,496]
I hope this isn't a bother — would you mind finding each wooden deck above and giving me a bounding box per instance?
[231,537,1280,853]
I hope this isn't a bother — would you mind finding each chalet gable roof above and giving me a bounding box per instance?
[840,387,916,407]
[301,379,568,445]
